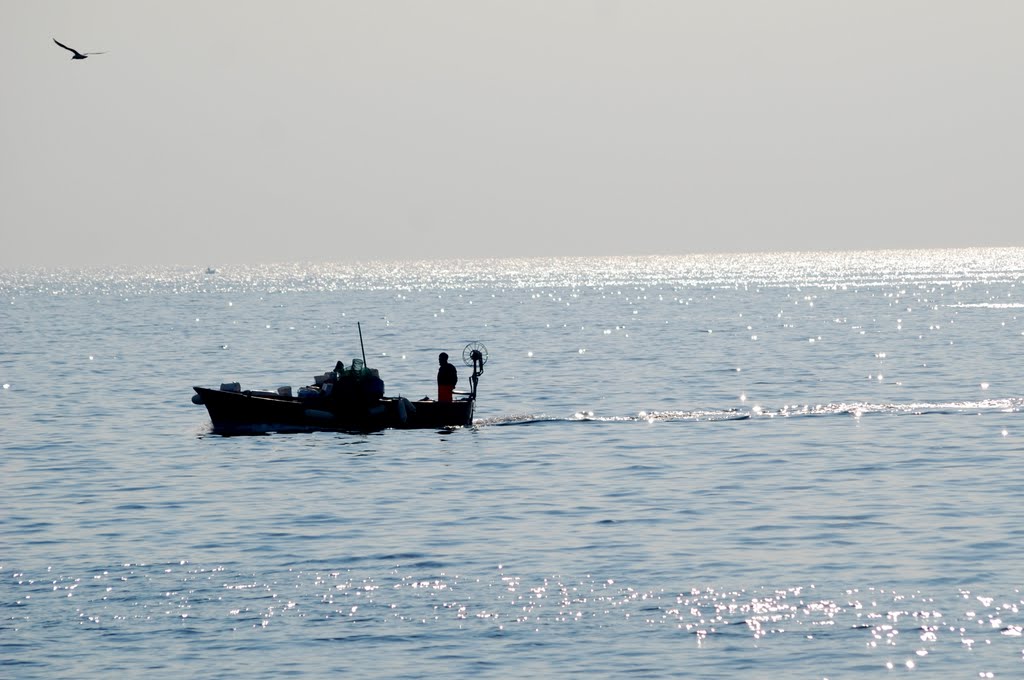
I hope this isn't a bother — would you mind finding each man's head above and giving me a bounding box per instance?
[439,352,449,365]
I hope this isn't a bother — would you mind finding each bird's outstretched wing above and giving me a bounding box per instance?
[53,38,82,56]
[83,51,108,55]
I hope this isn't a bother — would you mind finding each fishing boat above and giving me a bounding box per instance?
[192,335,487,434]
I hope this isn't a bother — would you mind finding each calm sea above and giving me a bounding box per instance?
[2,249,1023,678]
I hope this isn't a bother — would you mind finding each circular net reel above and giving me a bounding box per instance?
[463,342,488,368]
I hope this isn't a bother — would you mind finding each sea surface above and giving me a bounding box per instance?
[2,249,1024,678]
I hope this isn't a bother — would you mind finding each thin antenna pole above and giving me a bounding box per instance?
[357,322,367,367]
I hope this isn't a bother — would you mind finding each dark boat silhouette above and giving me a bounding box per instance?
[193,338,487,435]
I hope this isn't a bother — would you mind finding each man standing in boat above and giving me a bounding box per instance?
[437,352,458,401]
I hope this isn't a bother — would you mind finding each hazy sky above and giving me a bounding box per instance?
[3,2,1022,267]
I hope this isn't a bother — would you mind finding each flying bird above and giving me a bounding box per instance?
[53,38,106,60]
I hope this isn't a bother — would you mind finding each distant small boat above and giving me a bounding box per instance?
[205,267,218,275]
[192,337,487,434]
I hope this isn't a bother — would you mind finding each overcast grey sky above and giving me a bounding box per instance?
[3,1,1022,267]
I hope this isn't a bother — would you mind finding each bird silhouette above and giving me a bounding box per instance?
[53,38,106,60]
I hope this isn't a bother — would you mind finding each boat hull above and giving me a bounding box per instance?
[193,387,474,434]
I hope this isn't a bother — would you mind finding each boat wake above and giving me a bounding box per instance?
[478,397,1024,427]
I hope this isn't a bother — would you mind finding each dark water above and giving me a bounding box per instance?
[2,250,1023,677]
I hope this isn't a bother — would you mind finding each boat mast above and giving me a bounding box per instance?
[357,322,367,367]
